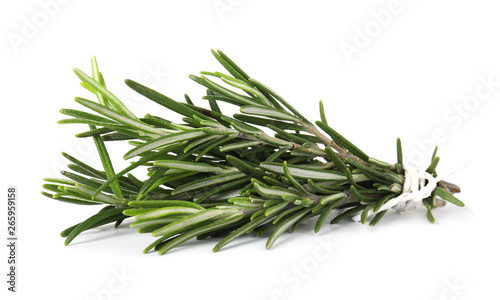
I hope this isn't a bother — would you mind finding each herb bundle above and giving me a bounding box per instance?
[42,50,464,255]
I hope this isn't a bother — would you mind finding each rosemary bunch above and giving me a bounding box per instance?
[42,50,464,255]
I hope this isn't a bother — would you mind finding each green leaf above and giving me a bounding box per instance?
[137,167,167,200]
[228,119,262,135]
[320,192,346,205]
[283,161,308,195]
[41,191,100,205]
[90,56,109,107]
[373,193,398,213]
[232,199,264,209]
[202,94,246,107]
[184,135,220,153]
[101,132,135,141]
[125,79,211,121]
[220,141,262,152]
[191,75,259,106]
[315,121,369,162]
[154,160,231,174]
[220,76,274,106]
[272,206,303,224]
[130,207,202,221]
[426,210,435,223]
[208,97,222,114]
[152,207,238,237]
[142,115,183,131]
[60,171,131,194]
[315,201,338,233]
[346,158,400,185]
[256,221,277,237]
[397,138,403,167]
[58,119,143,139]
[200,127,236,136]
[265,202,290,217]
[213,214,275,252]
[423,198,436,223]
[89,124,123,199]
[426,157,440,175]
[92,146,178,198]
[73,184,120,205]
[260,162,349,181]
[43,177,75,186]
[65,164,98,178]
[60,210,127,237]
[434,187,465,207]
[264,146,290,163]
[432,146,438,160]
[75,127,114,138]
[184,94,194,105]
[130,218,179,229]
[367,157,393,169]
[307,179,340,194]
[267,124,310,144]
[226,155,266,181]
[330,205,366,224]
[195,134,236,161]
[369,210,388,226]
[80,82,96,94]
[282,195,303,202]
[53,187,97,203]
[172,171,246,195]
[60,108,116,124]
[42,184,65,193]
[325,146,347,173]
[61,214,129,237]
[64,152,107,179]
[128,200,205,210]
[240,105,300,122]
[159,214,245,255]
[252,179,301,199]
[266,208,312,249]
[213,49,251,81]
[345,168,363,189]
[263,176,288,188]
[75,97,163,136]
[319,100,327,124]
[250,209,266,221]
[350,185,380,202]
[291,210,317,231]
[253,133,293,148]
[64,207,128,245]
[233,114,304,131]
[73,68,136,119]
[248,78,311,124]
[193,177,249,203]
[123,130,205,160]
[361,204,374,224]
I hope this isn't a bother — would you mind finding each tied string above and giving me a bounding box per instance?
[352,161,468,222]
[352,163,437,222]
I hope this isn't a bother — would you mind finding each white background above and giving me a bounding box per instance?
[1,1,499,299]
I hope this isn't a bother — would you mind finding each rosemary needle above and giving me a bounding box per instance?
[42,50,465,255]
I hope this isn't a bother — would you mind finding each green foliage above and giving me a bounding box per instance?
[42,50,464,255]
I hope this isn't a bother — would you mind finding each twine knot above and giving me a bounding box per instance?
[352,163,437,222]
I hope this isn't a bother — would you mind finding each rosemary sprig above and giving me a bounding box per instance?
[42,50,464,255]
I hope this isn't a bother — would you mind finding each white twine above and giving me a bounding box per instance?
[352,163,438,222]
[352,161,468,222]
